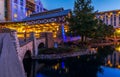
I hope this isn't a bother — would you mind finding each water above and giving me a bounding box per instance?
[24,45,120,77]
[34,56,120,77]
[98,66,120,77]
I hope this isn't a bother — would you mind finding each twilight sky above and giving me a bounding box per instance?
[41,0,120,12]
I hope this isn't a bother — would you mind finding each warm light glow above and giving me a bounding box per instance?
[109,64,113,67]
[118,65,120,69]
[110,12,113,15]
[115,45,120,52]
[116,29,120,33]
[14,14,17,18]
[118,11,120,14]
[1,22,69,38]
[107,60,111,64]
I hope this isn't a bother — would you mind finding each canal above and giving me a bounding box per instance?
[24,45,120,77]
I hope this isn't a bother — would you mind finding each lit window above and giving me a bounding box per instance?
[26,12,28,16]
[14,14,17,18]
[14,5,17,9]
[20,0,23,6]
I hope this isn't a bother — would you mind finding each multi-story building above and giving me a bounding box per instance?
[35,0,44,13]
[0,0,44,21]
[96,10,120,28]
[26,0,36,16]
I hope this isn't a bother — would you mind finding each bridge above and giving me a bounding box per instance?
[0,28,55,77]
[17,32,54,61]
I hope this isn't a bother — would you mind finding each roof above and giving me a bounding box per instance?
[23,8,71,21]
[96,9,120,14]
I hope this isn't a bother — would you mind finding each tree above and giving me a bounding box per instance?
[67,0,114,43]
[68,0,97,42]
[90,20,114,40]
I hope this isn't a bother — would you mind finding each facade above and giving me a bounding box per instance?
[35,0,44,13]
[0,0,5,21]
[96,10,120,28]
[0,8,71,42]
[0,0,44,21]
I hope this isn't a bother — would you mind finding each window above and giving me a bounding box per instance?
[37,5,39,12]
[114,22,116,26]
[20,0,23,6]
[114,15,116,26]
[106,16,108,24]
[119,14,120,25]
[14,5,18,13]
[14,14,17,18]
[110,15,113,25]
[103,16,105,23]
[114,15,116,22]
[14,0,17,3]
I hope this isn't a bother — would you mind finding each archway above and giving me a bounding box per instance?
[23,50,32,77]
[38,43,45,49]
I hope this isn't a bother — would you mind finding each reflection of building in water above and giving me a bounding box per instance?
[0,8,71,42]
[105,44,120,68]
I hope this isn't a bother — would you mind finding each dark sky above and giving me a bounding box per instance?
[41,0,120,12]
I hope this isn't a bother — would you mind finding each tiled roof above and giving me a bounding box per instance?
[23,8,71,21]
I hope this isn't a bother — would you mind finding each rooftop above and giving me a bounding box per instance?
[23,8,71,21]
[97,9,120,14]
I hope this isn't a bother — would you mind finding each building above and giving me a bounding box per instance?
[0,8,71,42]
[0,0,44,21]
[35,0,44,13]
[96,10,120,28]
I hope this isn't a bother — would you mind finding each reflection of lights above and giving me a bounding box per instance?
[52,63,60,70]
[54,65,58,70]
[65,29,68,32]
[61,62,65,69]
[107,60,111,64]
[118,65,120,69]
[65,68,69,73]
[109,64,113,67]
[77,56,80,59]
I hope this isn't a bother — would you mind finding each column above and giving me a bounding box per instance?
[61,23,67,42]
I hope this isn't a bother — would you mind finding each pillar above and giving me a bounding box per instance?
[40,32,54,48]
[61,23,66,42]
[29,32,38,56]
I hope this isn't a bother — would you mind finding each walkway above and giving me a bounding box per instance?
[33,50,95,60]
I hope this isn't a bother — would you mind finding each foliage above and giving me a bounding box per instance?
[90,20,114,39]
[67,0,114,42]
[67,0,97,42]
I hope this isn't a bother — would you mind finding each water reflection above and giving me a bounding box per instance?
[36,55,102,77]
[36,73,48,77]
[29,45,120,77]
[105,44,120,68]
